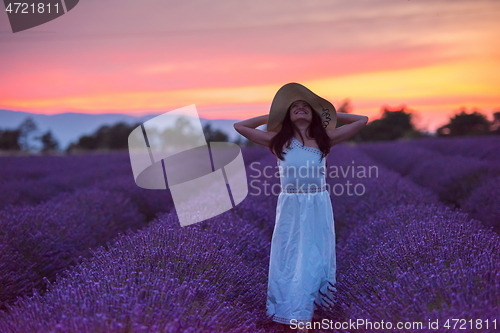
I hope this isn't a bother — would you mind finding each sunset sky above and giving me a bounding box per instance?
[1,0,499,132]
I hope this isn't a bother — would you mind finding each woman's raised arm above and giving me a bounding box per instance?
[327,113,369,147]
[233,115,277,147]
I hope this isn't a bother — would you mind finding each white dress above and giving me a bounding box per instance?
[266,137,337,325]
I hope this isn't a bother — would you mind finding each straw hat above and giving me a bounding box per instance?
[267,82,337,132]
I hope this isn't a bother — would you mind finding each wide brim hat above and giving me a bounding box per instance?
[267,82,337,132]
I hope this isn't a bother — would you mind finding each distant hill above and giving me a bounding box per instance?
[0,109,244,150]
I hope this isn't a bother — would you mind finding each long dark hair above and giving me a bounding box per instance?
[269,102,330,163]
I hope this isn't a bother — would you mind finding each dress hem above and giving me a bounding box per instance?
[270,314,313,325]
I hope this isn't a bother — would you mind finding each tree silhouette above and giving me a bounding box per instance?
[0,129,21,151]
[490,111,500,134]
[66,122,142,152]
[18,117,39,151]
[437,109,490,137]
[358,107,422,141]
[337,98,353,114]
[158,116,206,152]
[37,130,60,152]
[203,123,229,142]
[102,122,134,150]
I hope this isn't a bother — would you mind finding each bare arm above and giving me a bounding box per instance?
[233,115,277,147]
[327,113,369,146]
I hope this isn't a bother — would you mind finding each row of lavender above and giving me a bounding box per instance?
[0,149,278,332]
[0,152,171,219]
[1,142,499,332]
[0,147,267,312]
[319,144,500,331]
[407,135,500,162]
[0,147,265,211]
[357,137,500,233]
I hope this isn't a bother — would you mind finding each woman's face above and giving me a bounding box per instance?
[289,100,313,123]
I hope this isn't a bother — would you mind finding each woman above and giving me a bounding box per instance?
[234,83,368,333]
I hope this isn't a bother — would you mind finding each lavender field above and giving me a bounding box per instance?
[0,137,499,332]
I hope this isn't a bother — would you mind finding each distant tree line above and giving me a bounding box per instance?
[65,122,232,153]
[436,109,500,136]
[66,122,142,152]
[346,105,500,143]
[0,117,59,153]
[1,107,499,154]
